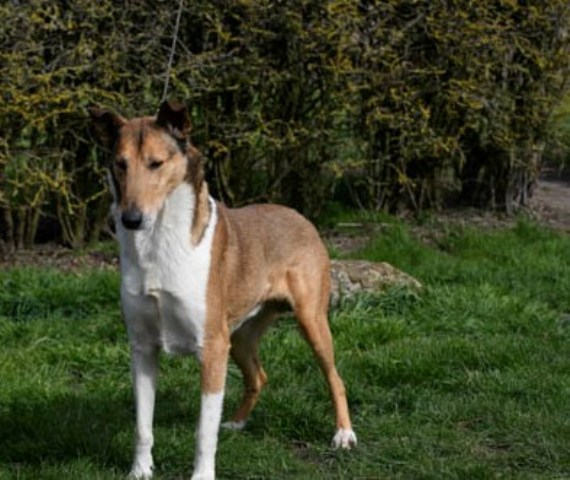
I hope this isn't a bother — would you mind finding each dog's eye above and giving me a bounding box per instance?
[116,159,127,171]
[149,160,164,170]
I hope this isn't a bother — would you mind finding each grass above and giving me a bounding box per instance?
[1,217,569,479]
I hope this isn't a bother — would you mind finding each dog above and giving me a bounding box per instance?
[90,100,356,479]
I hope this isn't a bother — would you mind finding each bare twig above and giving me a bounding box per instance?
[161,0,184,103]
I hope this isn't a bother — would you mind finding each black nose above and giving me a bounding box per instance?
[121,209,143,230]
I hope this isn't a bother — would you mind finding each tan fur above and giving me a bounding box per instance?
[90,102,356,477]
[106,116,211,246]
[191,182,211,245]
[114,119,187,212]
[201,200,353,431]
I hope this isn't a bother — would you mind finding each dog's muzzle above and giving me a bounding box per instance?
[121,208,144,230]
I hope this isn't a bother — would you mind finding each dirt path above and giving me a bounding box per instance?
[529,176,570,233]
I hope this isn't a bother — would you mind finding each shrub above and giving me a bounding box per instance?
[544,93,570,170]
[337,0,570,212]
[0,0,568,248]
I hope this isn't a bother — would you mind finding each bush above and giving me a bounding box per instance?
[544,93,570,170]
[0,0,569,248]
[338,0,570,212]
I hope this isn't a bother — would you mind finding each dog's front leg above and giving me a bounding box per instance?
[192,334,230,480]
[129,344,159,479]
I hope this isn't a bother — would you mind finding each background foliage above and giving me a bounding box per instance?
[545,92,570,169]
[1,0,569,248]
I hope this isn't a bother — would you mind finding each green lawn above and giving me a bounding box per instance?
[0,218,569,479]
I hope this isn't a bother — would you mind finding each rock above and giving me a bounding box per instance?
[330,259,422,306]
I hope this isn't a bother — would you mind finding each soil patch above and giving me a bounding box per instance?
[0,244,118,271]
[528,174,570,233]
[1,176,568,269]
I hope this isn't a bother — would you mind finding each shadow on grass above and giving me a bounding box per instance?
[0,390,134,471]
[0,381,215,473]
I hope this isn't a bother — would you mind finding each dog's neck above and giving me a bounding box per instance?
[152,180,212,246]
[184,143,210,246]
[190,180,211,246]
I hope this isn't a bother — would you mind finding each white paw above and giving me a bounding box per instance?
[191,469,215,480]
[331,428,357,450]
[221,419,247,431]
[128,458,154,479]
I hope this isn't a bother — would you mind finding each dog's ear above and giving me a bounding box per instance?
[88,105,125,151]
[156,100,191,140]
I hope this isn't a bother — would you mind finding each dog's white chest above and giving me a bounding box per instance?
[117,184,217,357]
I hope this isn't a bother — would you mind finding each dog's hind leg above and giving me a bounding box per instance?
[288,268,357,449]
[223,310,276,429]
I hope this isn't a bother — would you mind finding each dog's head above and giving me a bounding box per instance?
[89,100,202,231]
